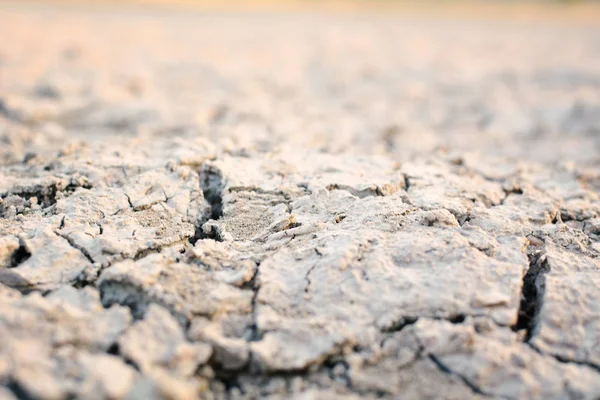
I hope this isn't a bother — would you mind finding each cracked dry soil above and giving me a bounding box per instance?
[1,4,600,400]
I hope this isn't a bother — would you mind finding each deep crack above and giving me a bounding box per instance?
[6,379,35,400]
[380,314,467,334]
[513,238,550,341]
[191,162,226,244]
[245,261,263,342]
[8,239,31,268]
[403,174,411,192]
[200,163,225,221]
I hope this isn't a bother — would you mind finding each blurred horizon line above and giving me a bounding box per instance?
[2,0,600,22]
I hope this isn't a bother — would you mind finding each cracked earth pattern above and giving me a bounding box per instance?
[1,4,600,400]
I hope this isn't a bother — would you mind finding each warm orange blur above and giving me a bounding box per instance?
[3,0,600,22]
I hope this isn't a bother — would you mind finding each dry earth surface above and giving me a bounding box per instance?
[0,2,600,399]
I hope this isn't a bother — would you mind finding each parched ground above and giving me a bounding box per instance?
[0,2,600,399]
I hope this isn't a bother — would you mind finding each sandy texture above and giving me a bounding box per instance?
[0,3,599,399]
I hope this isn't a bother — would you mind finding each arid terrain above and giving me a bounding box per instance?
[0,1,599,399]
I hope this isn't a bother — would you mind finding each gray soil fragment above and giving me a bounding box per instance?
[119,304,212,377]
[0,288,135,399]
[0,224,95,292]
[1,3,600,399]
[98,251,254,323]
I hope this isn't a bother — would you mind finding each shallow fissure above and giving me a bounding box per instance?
[55,231,95,264]
[428,354,496,398]
[3,180,93,209]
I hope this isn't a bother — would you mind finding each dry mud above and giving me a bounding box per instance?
[0,4,599,399]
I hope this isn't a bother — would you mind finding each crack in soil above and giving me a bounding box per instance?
[244,260,263,343]
[190,162,226,244]
[8,238,31,268]
[527,342,600,373]
[513,238,550,342]
[200,163,225,221]
[428,354,498,398]
[55,231,95,264]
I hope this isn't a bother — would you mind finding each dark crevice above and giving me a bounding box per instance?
[106,342,120,356]
[499,187,523,206]
[513,240,550,341]
[72,277,96,290]
[104,342,142,373]
[191,163,226,244]
[3,179,93,209]
[283,221,302,231]
[124,193,134,209]
[380,316,419,334]
[550,211,562,225]
[8,239,31,268]
[7,379,36,400]
[244,261,263,342]
[211,366,246,394]
[403,174,411,192]
[447,314,467,324]
[325,358,351,387]
[244,322,262,343]
[504,187,523,196]
[449,209,472,226]
[326,183,392,199]
[380,314,467,334]
[197,223,226,243]
[296,182,311,194]
[549,353,600,374]
[428,354,496,398]
[334,214,346,224]
[458,213,472,226]
[133,245,166,261]
[200,164,225,220]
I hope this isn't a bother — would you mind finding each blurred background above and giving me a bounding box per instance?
[1,0,599,166]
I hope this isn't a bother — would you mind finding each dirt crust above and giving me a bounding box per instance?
[0,4,599,399]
